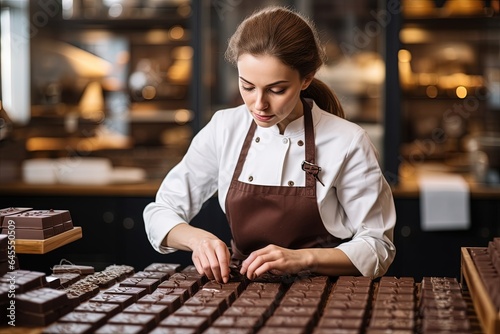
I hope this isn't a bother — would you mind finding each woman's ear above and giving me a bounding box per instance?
[301,73,315,90]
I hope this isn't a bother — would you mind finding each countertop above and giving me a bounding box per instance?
[1,176,500,199]
[0,180,162,197]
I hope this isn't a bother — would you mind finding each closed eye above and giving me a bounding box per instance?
[241,86,254,91]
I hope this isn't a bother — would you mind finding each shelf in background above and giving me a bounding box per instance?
[15,227,82,254]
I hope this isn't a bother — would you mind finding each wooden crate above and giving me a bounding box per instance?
[461,247,500,334]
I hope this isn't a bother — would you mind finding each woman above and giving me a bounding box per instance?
[144,6,396,283]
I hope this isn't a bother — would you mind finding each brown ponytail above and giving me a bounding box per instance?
[225,6,345,119]
[303,78,345,118]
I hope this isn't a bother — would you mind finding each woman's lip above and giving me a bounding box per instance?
[253,112,274,122]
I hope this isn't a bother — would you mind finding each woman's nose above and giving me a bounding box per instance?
[255,93,269,111]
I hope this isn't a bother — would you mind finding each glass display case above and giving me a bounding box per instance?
[28,0,194,143]
[398,0,500,184]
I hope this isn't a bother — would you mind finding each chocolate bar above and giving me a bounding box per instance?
[42,322,94,334]
[104,286,148,302]
[1,209,69,229]
[16,287,70,314]
[1,227,55,239]
[107,312,157,332]
[58,311,108,330]
[53,264,95,276]
[0,207,32,224]
[123,302,170,323]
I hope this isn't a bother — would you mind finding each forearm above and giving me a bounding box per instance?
[162,223,220,251]
[301,248,361,276]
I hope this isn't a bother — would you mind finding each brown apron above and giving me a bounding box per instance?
[225,99,344,261]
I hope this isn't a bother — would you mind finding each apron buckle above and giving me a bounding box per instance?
[301,160,325,187]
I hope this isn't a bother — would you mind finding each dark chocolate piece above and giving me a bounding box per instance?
[104,286,148,301]
[2,227,54,239]
[16,287,70,314]
[273,305,319,319]
[1,209,68,228]
[144,263,181,275]
[211,315,262,329]
[52,264,95,275]
[159,314,209,332]
[42,322,94,334]
[257,327,306,334]
[107,312,156,332]
[149,327,197,334]
[239,288,280,300]
[52,272,81,287]
[58,311,107,329]
[321,307,366,319]
[89,293,134,310]
[369,318,415,330]
[17,309,60,326]
[174,305,220,323]
[132,271,169,282]
[158,279,198,296]
[75,301,121,317]
[223,305,269,320]
[317,317,363,329]
[0,207,32,224]
[95,324,146,334]
[279,295,322,308]
[120,277,160,294]
[266,315,314,330]
[123,302,170,323]
[137,291,182,313]
[203,328,253,334]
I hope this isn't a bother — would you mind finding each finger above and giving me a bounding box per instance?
[191,255,204,276]
[204,248,224,283]
[214,244,231,283]
[240,248,263,275]
[245,253,274,280]
[193,253,215,280]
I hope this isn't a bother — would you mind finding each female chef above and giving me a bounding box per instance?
[144,6,396,283]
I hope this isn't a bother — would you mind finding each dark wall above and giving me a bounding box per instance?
[386,197,500,281]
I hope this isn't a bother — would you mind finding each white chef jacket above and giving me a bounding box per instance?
[143,99,396,278]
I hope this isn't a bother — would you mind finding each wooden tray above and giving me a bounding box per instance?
[461,247,500,334]
[14,227,82,254]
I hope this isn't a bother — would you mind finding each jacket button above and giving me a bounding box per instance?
[288,180,294,186]
[297,140,304,146]
[248,176,253,182]
[255,137,260,143]
[282,138,288,144]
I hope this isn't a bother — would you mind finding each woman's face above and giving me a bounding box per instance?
[237,54,312,133]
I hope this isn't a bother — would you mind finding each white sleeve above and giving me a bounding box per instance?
[334,129,396,278]
[143,113,222,254]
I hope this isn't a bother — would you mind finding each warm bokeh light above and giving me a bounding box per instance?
[170,26,185,40]
[398,49,412,63]
[174,109,192,124]
[456,86,467,99]
[142,86,157,100]
[426,85,438,98]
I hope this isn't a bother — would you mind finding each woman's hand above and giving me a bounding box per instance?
[164,224,231,283]
[191,237,231,283]
[240,244,310,280]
